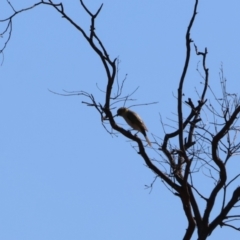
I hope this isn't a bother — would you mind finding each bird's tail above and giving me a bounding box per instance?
[145,135,152,147]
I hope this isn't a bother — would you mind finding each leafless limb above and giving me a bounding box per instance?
[2,0,240,239]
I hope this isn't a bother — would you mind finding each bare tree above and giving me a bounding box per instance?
[1,1,240,239]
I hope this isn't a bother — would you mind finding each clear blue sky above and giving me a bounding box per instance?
[1,1,240,239]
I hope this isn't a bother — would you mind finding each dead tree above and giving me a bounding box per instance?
[1,0,240,239]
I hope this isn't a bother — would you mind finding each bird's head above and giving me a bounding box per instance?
[117,107,128,117]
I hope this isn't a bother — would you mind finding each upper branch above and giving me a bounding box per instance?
[0,1,43,54]
[178,0,198,153]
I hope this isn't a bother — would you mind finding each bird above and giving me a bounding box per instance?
[117,107,151,146]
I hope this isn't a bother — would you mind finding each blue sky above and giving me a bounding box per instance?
[1,1,240,239]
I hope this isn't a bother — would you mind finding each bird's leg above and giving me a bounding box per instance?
[134,131,139,136]
[126,129,139,136]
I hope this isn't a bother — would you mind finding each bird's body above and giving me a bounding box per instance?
[117,107,151,146]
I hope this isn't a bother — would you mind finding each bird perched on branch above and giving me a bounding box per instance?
[117,107,151,146]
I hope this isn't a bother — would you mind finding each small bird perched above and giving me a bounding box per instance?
[117,107,151,146]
